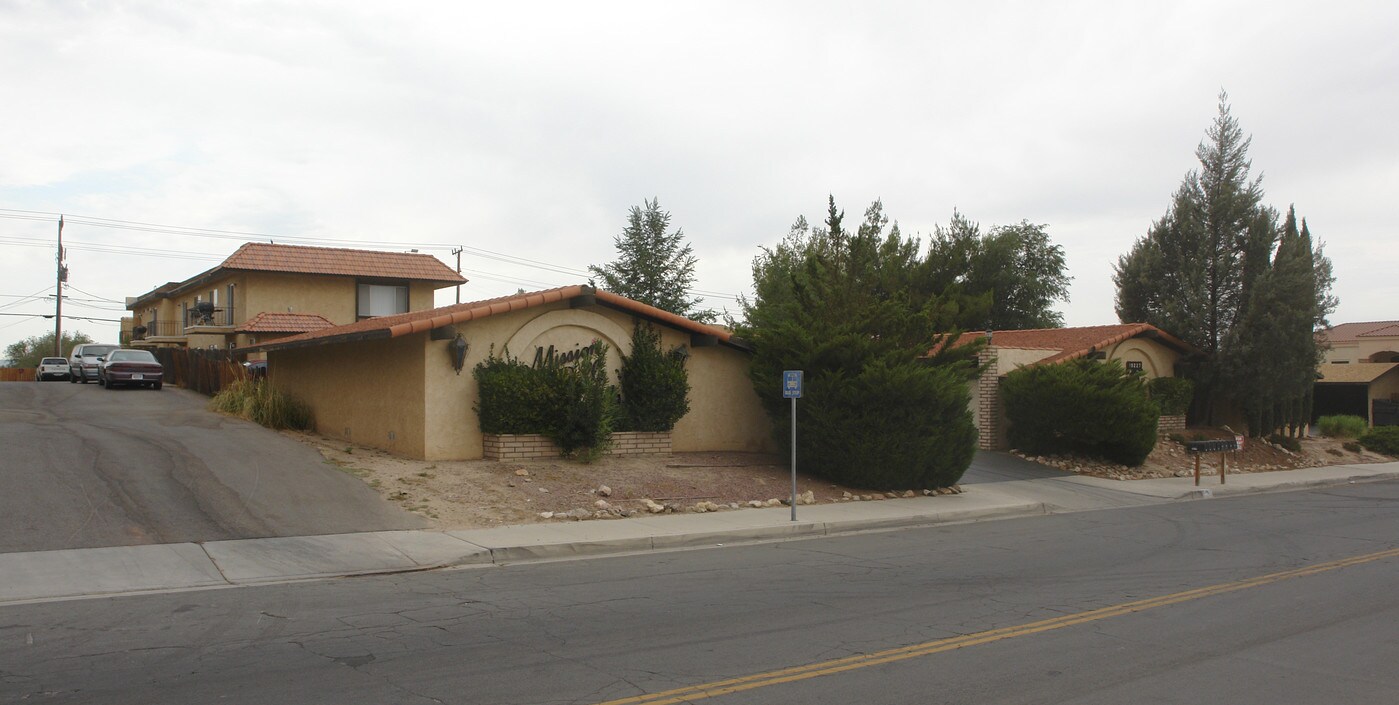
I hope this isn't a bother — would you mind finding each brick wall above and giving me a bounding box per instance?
[483,431,672,461]
[1157,414,1186,436]
[976,347,1001,450]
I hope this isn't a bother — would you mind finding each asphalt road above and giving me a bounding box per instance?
[0,381,425,553]
[2,481,1395,704]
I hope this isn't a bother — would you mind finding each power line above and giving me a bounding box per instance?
[0,312,123,322]
[1,208,748,301]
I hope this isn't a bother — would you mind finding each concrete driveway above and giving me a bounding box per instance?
[0,382,426,553]
[960,450,1069,484]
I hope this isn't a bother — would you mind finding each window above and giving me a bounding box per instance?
[1126,360,1144,374]
[357,282,409,319]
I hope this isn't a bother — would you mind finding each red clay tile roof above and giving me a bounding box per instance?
[944,323,1197,364]
[235,312,336,334]
[220,243,465,284]
[1322,321,1399,343]
[249,285,744,353]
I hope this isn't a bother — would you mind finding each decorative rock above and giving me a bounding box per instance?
[923,489,935,496]
[860,495,873,501]
[594,499,611,510]
[901,490,915,498]
[507,482,516,488]
[729,502,740,510]
[842,491,852,499]
[764,498,783,507]
[1174,470,1192,477]
[798,490,816,505]
[566,508,590,519]
[538,511,554,519]
[538,487,550,493]
[597,485,612,497]
[642,499,665,513]
[885,492,898,499]
[514,469,529,477]
[748,500,764,508]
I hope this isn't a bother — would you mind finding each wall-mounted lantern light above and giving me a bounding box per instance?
[449,333,469,375]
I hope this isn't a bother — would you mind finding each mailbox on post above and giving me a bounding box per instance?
[1185,437,1240,485]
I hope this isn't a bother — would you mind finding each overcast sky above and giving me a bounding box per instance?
[3,1,1397,353]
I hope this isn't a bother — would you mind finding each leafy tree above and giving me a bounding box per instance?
[1113,93,1335,425]
[742,197,983,490]
[589,198,714,322]
[925,212,1071,329]
[4,330,93,368]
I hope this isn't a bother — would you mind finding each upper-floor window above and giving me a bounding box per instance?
[358,282,409,319]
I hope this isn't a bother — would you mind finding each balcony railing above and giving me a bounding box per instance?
[185,306,242,328]
[130,320,184,340]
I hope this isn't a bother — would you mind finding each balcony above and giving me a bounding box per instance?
[127,320,185,345]
[185,305,242,329]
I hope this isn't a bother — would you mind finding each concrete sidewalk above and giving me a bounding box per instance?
[3,461,1396,606]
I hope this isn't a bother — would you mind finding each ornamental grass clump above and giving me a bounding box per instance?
[210,378,312,430]
[1002,358,1159,466]
[1316,414,1367,439]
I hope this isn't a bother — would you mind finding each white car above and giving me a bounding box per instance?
[36,357,71,381]
[69,343,119,384]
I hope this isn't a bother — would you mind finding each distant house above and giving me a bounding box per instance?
[945,324,1198,450]
[122,243,465,357]
[1315,321,1399,427]
[248,285,774,460]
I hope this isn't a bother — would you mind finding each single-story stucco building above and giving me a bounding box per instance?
[1314,362,1399,428]
[251,285,774,460]
[946,323,1198,450]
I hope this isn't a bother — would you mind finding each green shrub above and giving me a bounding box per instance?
[473,342,619,461]
[1343,441,1363,453]
[1148,377,1194,416]
[541,342,618,460]
[1002,358,1159,466]
[473,348,554,434]
[1316,414,1367,439]
[209,379,312,430]
[1359,426,1399,456]
[793,362,976,490]
[618,322,690,432]
[1268,433,1301,452]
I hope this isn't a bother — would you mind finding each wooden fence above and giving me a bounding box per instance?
[150,348,246,396]
[0,368,35,382]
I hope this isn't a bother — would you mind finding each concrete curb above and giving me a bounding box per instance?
[0,498,1047,605]
[1166,470,1399,500]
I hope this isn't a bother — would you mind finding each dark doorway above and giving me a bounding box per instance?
[1312,383,1369,422]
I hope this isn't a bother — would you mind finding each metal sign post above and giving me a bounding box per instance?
[783,370,803,521]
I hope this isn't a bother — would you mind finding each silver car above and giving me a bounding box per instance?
[69,343,119,384]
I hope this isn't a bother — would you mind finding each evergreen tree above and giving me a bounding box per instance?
[1114,93,1337,428]
[742,198,984,490]
[926,213,1071,329]
[589,198,714,322]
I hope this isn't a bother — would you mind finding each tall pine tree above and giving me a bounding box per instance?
[589,198,714,322]
[1114,94,1336,430]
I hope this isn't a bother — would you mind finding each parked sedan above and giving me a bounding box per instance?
[97,349,164,390]
[36,357,71,381]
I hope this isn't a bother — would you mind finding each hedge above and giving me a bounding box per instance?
[1002,358,1159,466]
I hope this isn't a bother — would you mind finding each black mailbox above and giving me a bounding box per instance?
[1185,439,1238,453]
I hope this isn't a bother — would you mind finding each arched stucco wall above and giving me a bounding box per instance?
[1106,338,1180,378]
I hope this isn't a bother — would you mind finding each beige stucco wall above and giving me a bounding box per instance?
[1371,370,1399,424]
[268,300,770,461]
[415,301,773,460]
[1105,338,1181,378]
[270,334,428,457]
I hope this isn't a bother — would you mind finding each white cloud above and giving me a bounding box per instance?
[3,0,1398,351]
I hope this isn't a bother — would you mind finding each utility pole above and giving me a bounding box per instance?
[451,246,463,304]
[55,215,67,357]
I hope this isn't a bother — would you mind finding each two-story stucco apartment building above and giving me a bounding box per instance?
[1315,321,1399,427]
[123,243,466,356]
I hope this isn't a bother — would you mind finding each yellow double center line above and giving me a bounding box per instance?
[594,545,1399,705]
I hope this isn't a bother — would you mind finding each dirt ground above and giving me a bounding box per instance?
[1012,430,1393,481]
[289,428,1393,530]
[289,432,959,530]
